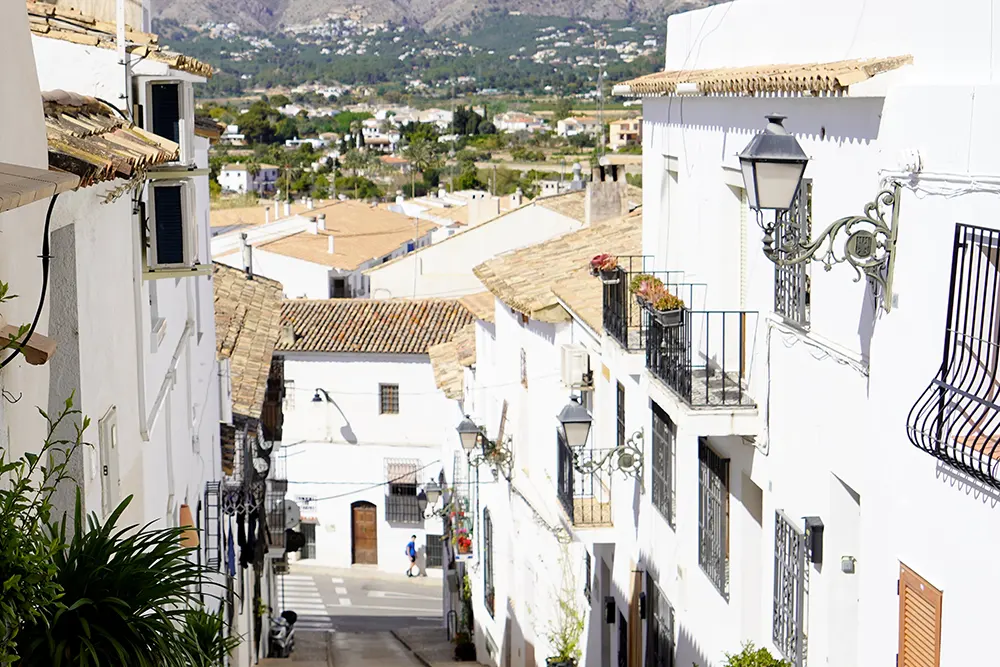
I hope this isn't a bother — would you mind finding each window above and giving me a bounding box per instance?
[520,348,528,388]
[300,522,316,559]
[617,382,626,450]
[651,403,675,527]
[329,276,348,298]
[150,82,181,144]
[645,574,674,667]
[698,439,729,598]
[379,383,399,414]
[148,181,195,269]
[908,223,1000,489]
[773,511,807,667]
[385,458,420,523]
[584,551,592,603]
[425,534,443,569]
[483,508,495,617]
[284,380,295,411]
[898,563,942,667]
[774,180,812,328]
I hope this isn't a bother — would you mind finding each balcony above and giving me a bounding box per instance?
[557,433,612,527]
[646,310,757,408]
[602,256,683,352]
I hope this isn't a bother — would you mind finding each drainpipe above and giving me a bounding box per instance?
[145,319,194,439]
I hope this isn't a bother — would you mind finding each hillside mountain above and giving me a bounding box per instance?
[150,0,705,32]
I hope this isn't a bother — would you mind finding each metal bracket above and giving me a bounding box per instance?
[469,434,514,482]
[143,263,213,281]
[572,428,645,492]
[762,183,901,312]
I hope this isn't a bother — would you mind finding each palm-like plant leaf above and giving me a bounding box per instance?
[17,493,209,667]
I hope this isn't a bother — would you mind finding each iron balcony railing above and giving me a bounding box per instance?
[602,256,684,352]
[557,433,613,527]
[646,310,758,408]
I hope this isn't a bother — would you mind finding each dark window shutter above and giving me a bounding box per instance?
[153,185,185,265]
[150,83,181,144]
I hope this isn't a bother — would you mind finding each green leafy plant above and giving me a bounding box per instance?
[0,397,85,663]
[629,273,664,299]
[17,493,209,667]
[183,607,242,667]
[542,547,585,664]
[722,642,791,667]
[653,291,685,312]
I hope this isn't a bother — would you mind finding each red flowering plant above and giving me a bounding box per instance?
[589,253,618,276]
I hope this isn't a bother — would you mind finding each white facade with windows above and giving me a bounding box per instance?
[218,164,280,195]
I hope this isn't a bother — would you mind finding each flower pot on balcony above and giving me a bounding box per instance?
[546,659,578,667]
[654,307,685,327]
[599,269,619,285]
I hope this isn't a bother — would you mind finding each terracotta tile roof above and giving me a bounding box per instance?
[213,263,284,420]
[195,115,224,139]
[0,163,79,215]
[458,292,495,323]
[277,298,476,354]
[258,199,438,270]
[428,322,476,400]
[473,210,643,324]
[613,56,913,97]
[43,90,179,190]
[27,1,213,77]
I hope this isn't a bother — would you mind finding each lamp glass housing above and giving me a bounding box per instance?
[456,417,480,451]
[417,490,428,513]
[557,398,593,448]
[425,481,441,505]
[738,114,809,211]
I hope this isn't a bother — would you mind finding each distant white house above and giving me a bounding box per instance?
[285,136,328,150]
[220,124,246,145]
[556,116,601,137]
[494,111,547,133]
[276,298,475,574]
[218,163,280,195]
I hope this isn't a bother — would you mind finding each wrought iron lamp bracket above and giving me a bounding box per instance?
[761,183,901,312]
[469,432,514,481]
[572,428,645,492]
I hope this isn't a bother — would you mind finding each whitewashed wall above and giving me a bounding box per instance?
[367,205,584,300]
[216,248,333,299]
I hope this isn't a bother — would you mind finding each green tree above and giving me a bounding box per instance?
[477,120,497,135]
[274,117,299,143]
[553,97,574,121]
[269,94,291,108]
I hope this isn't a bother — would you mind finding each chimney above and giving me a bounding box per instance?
[273,199,280,218]
[265,207,270,224]
[511,187,523,207]
[395,194,405,205]
[279,323,295,347]
[438,187,446,199]
[284,200,291,217]
[240,233,253,279]
[328,236,335,254]
[309,216,318,234]
[307,198,314,210]
[585,162,627,227]
[318,213,327,231]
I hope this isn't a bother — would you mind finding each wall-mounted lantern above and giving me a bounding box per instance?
[739,114,902,312]
[455,415,513,481]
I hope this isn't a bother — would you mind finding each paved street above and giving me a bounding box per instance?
[271,564,447,665]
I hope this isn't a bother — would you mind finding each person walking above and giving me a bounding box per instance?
[405,535,418,577]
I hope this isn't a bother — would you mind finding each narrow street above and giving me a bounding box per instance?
[272,565,444,666]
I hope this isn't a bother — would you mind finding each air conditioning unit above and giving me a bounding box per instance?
[135,78,192,164]
[560,344,591,388]
[147,180,197,269]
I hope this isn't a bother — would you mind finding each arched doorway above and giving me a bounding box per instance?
[351,501,378,564]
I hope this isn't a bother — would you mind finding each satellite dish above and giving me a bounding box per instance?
[283,500,301,530]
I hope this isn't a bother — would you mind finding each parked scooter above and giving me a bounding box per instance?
[268,610,298,658]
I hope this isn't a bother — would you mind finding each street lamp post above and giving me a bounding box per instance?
[556,396,643,489]
[455,416,513,481]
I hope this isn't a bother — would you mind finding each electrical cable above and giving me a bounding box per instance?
[307,458,441,502]
[284,372,561,398]
[0,194,60,371]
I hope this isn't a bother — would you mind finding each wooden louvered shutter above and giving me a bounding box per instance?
[898,563,942,667]
[152,184,185,266]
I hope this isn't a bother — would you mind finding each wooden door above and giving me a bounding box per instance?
[351,502,378,564]
[898,563,942,667]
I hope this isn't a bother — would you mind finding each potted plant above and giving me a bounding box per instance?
[542,547,584,667]
[650,290,686,327]
[629,273,664,305]
[589,253,619,284]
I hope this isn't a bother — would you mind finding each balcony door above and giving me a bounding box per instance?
[351,501,378,564]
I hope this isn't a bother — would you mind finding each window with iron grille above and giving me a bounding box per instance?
[774,180,812,328]
[483,508,495,617]
[698,439,729,598]
[616,382,626,450]
[379,383,399,414]
[584,551,592,603]
[773,511,807,667]
[651,403,675,528]
[425,534,443,568]
[520,348,528,388]
[385,458,421,523]
[300,522,317,559]
[645,574,674,667]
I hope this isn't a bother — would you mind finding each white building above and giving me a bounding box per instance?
[430,175,642,666]
[275,298,475,573]
[556,117,601,138]
[213,199,440,299]
[220,124,246,145]
[218,162,280,195]
[494,112,547,134]
[285,137,328,150]
[367,189,594,300]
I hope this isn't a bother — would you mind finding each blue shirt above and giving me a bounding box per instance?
[406,540,416,558]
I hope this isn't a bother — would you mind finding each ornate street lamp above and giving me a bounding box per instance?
[417,480,446,518]
[739,114,902,312]
[455,416,513,481]
[557,396,593,448]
